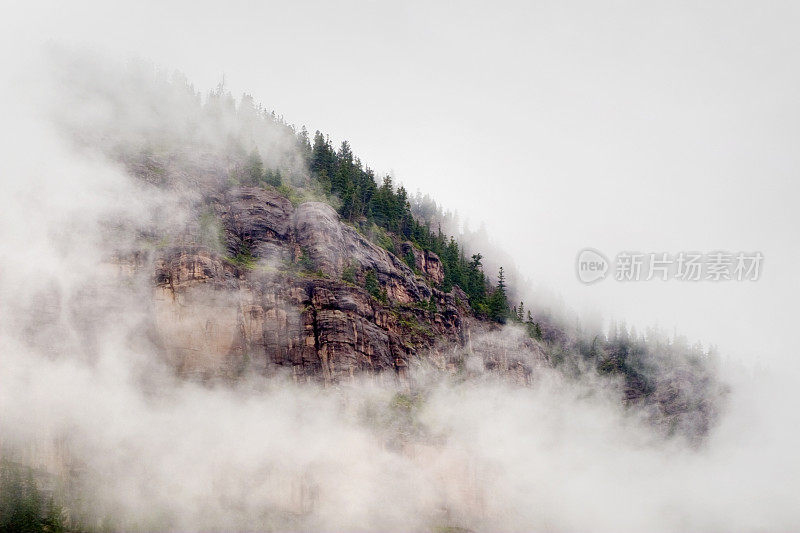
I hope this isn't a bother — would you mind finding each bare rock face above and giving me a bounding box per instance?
[292,202,433,304]
[154,248,235,290]
[149,188,477,382]
[639,366,722,439]
[144,186,721,438]
[291,202,345,275]
[217,187,294,260]
[153,246,464,383]
[401,242,445,285]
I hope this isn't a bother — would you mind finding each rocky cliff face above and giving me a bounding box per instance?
[153,187,470,383]
[144,185,720,439]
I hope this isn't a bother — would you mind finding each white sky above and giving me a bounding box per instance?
[4,0,799,365]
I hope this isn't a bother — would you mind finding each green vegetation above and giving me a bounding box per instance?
[236,147,283,189]
[296,249,315,271]
[341,262,356,284]
[398,314,434,342]
[363,269,387,303]
[0,459,66,533]
[487,266,509,322]
[226,241,256,269]
[418,297,437,313]
[403,247,417,270]
[388,392,427,439]
[368,223,395,254]
[510,300,543,340]
[126,76,513,321]
[427,298,438,313]
[292,249,327,278]
[276,183,303,206]
[302,132,505,319]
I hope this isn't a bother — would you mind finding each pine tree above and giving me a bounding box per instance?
[488,266,509,322]
[266,168,282,187]
[310,131,335,179]
[244,148,264,185]
[298,125,311,157]
[294,126,509,314]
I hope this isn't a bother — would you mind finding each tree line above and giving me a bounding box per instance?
[298,130,514,321]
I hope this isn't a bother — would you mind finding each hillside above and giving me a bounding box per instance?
[0,58,725,532]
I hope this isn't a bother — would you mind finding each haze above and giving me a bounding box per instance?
[2,2,800,531]
[5,0,798,363]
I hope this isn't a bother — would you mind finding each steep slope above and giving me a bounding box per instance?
[50,56,723,433]
[153,186,471,382]
[139,181,719,440]
[0,56,734,532]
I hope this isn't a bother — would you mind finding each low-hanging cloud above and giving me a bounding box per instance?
[0,47,799,533]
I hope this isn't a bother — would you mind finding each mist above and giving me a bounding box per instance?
[2,3,800,532]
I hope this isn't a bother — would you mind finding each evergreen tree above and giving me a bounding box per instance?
[265,168,282,187]
[488,266,509,322]
[298,125,311,157]
[244,148,264,185]
[364,269,380,299]
[298,127,508,313]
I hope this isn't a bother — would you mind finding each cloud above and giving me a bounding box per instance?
[0,46,798,533]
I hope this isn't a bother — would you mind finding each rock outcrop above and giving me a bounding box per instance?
[153,187,467,382]
[401,241,444,285]
[217,187,295,261]
[145,185,720,439]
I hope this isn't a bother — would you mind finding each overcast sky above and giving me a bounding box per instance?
[4,0,799,365]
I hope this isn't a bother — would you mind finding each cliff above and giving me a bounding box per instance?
[141,185,719,440]
[152,186,474,383]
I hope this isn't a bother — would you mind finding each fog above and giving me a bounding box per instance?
[2,2,800,531]
[6,0,798,361]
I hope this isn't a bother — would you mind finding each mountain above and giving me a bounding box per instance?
[0,57,725,532]
[152,187,471,382]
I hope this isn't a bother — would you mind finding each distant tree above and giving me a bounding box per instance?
[264,168,282,187]
[316,169,331,194]
[297,125,311,158]
[342,263,356,284]
[364,269,381,300]
[488,267,509,322]
[310,131,336,180]
[524,310,543,340]
[404,247,417,270]
[299,128,508,312]
[0,458,65,533]
[244,148,264,185]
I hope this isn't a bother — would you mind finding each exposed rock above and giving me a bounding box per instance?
[145,186,721,438]
[448,285,470,311]
[291,202,345,275]
[292,201,431,304]
[401,241,445,285]
[153,245,458,383]
[154,248,235,290]
[217,186,294,260]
